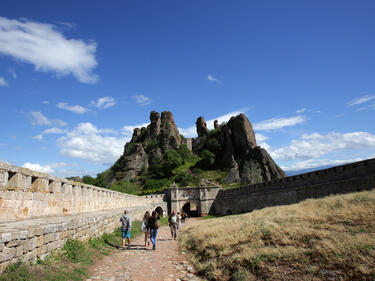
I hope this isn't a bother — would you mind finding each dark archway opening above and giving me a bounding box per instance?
[155,206,164,217]
[226,209,233,215]
[182,202,198,217]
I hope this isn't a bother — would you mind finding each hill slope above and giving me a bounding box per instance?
[180,189,375,281]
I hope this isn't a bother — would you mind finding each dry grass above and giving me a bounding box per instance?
[179,189,375,281]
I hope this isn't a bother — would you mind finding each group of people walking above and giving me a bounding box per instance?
[120,209,188,251]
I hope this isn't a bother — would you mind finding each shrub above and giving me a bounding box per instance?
[143,178,171,193]
[63,239,86,263]
[109,180,140,195]
[197,149,216,169]
[145,139,159,154]
[175,170,197,186]
[82,175,97,185]
[162,150,183,176]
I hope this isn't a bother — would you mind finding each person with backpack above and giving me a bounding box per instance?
[148,210,160,250]
[120,210,132,250]
[142,211,150,247]
[168,209,178,240]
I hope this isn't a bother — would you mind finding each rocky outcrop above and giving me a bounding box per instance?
[227,113,257,156]
[110,110,284,186]
[196,116,209,138]
[194,113,285,184]
[214,120,220,129]
[110,111,183,182]
[159,111,182,152]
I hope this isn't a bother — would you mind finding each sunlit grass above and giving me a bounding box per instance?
[180,189,375,281]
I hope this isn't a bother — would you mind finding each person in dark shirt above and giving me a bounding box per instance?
[147,210,160,250]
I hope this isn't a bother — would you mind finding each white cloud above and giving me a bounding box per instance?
[32,134,43,141]
[42,100,50,105]
[282,158,364,171]
[29,111,51,126]
[22,161,68,174]
[295,108,306,114]
[0,77,8,86]
[179,109,247,138]
[207,74,222,84]
[8,68,16,78]
[253,116,306,131]
[57,102,88,114]
[348,95,375,106]
[28,111,67,127]
[33,127,67,141]
[89,96,116,109]
[58,122,126,165]
[0,16,98,83]
[271,131,375,161]
[132,95,151,106]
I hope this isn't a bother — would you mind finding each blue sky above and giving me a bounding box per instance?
[0,0,374,177]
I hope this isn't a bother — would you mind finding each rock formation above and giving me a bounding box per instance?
[110,111,183,181]
[193,113,285,184]
[109,110,284,185]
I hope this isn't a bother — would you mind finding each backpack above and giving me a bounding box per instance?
[121,215,129,229]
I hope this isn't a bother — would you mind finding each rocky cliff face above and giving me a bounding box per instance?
[111,111,183,181]
[110,110,284,185]
[192,114,285,184]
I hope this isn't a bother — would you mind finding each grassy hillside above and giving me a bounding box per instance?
[179,189,375,281]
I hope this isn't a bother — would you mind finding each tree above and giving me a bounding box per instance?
[240,160,263,186]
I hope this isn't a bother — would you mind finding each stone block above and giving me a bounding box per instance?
[46,241,59,252]
[37,235,43,247]
[29,236,37,251]
[15,245,23,258]
[30,177,49,193]
[0,243,3,251]
[20,230,28,239]
[37,244,46,256]
[6,238,24,247]
[28,226,42,237]
[0,170,8,188]
[2,247,15,262]
[0,233,11,243]
[49,181,61,193]
[22,248,37,262]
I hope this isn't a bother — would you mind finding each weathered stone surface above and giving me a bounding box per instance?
[123,143,149,172]
[159,111,182,152]
[227,113,257,156]
[147,111,161,138]
[214,120,220,129]
[223,156,240,184]
[2,247,15,262]
[248,147,285,181]
[196,116,209,138]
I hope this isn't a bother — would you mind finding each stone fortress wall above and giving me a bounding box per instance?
[0,162,166,222]
[0,161,167,271]
[211,158,375,215]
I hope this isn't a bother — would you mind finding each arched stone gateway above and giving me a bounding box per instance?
[155,206,164,217]
[168,186,221,216]
[182,201,199,217]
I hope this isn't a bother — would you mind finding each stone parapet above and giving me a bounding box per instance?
[0,162,167,222]
[0,203,167,272]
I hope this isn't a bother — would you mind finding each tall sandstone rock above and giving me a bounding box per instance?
[110,111,183,181]
[110,110,284,185]
[193,114,285,184]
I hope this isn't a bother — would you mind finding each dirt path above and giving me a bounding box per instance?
[87,219,201,281]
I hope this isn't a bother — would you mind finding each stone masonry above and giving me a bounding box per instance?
[0,162,167,271]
